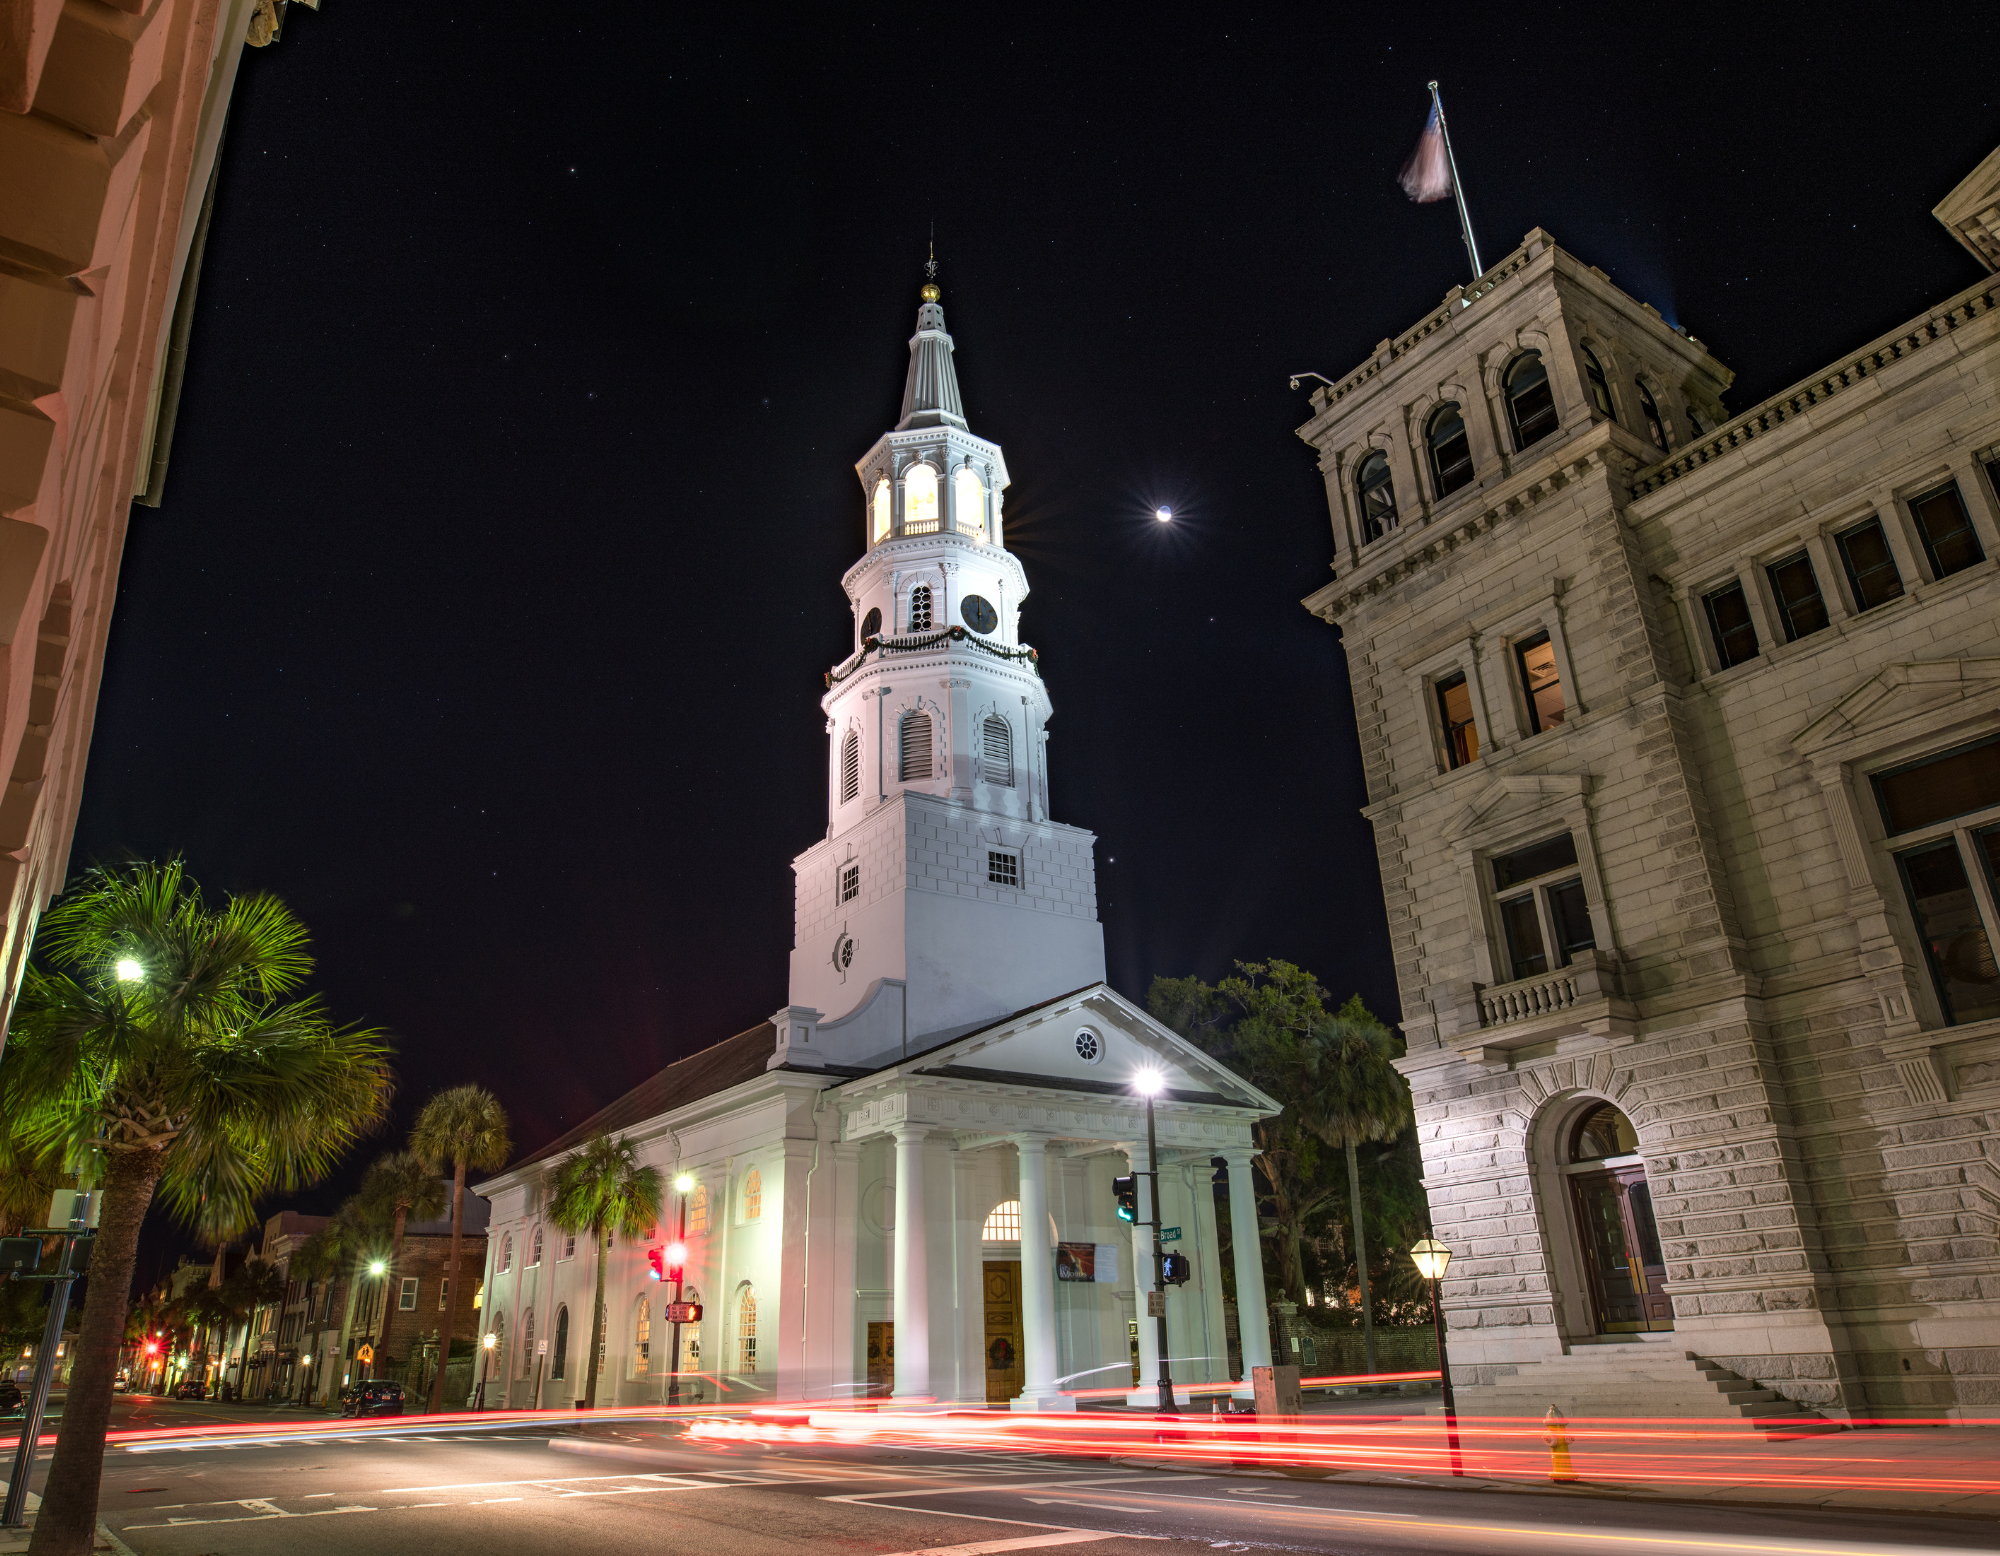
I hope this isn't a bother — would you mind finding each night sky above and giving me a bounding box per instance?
[72,8,1997,1271]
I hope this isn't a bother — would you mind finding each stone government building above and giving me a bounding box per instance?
[1299,143,2000,1419]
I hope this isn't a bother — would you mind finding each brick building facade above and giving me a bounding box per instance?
[1298,145,2000,1419]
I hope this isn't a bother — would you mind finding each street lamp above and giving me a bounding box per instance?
[475,1331,497,1411]
[1410,1237,1461,1476]
[666,1175,694,1408]
[114,958,142,983]
[1131,1069,1178,1416]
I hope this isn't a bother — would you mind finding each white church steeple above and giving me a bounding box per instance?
[777,275,1107,1070]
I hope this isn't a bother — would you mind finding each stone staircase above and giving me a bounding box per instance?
[1456,1341,1835,1431]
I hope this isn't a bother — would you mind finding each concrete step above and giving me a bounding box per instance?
[1458,1346,1830,1428]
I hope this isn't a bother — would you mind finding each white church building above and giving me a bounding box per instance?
[473,279,1280,1410]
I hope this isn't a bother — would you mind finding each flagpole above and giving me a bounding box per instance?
[1428,80,1483,282]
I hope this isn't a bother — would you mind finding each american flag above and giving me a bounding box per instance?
[1398,100,1453,204]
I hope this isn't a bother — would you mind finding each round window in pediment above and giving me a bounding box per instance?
[961,594,998,635]
[1074,1028,1103,1065]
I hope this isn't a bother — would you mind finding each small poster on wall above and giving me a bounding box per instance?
[1054,1242,1121,1283]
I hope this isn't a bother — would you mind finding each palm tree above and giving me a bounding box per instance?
[545,1133,661,1410]
[0,1130,62,1236]
[0,860,390,1556]
[1299,996,1413,1375]
[355,1150,444,1377]
[410,1085,511,1412]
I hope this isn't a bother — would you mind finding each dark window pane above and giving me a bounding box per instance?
[1435,672,1478,768]
[1506,353,1559,449]
[1548,878,1596,963]
[1627,1181,1667,1269]
[1429,405,1474,496]
[1569,1103,1638,1163]
[1874,736,2000,834]
[1582,347,1614,416]
[1702,581,1759,669]
[1638,384,1669,451]
[1766,551,1829,642]
[1896,840,2000,1025]
[1493,832,1579,889]
[1500,893,1548,980]
[1686,406,1707,437]
[1356,451,1397,543]
[1835,519,1904,611]
[1910,482,1985,579]
[1514,631,1566,733]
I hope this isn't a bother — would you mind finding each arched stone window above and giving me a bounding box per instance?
[899,711,934,782]
[688,1182,709,1236]
[738,1287,758,1374]
[955,467,986,542]
[633,1295,651,1378]
[982,714,1013,785]
[518,1307,535,1377]
[1504,351,1559,449]
[678,1286,702,1374]
[489,1309,506,1372]
[551,1304,570,1381]
[982,1200,1020,1241]
[905,465,939,533]
[839,730,860,804]
[743,1167,763,1221]
[872,478,892,542]
[1581,345,1614,416]
[497,1232,512,1274]
[1355,450,1397,543]
[1427,403,1474,496]
[908,583,933,633]
[529,1227,543,1267]
[1686,405,1707,437]
[1568,1102,1640,1163]
[1637,382,1669,451]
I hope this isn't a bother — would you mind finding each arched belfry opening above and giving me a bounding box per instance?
[1562,1102,1674,1334]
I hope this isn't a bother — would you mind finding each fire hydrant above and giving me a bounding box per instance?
[1543,1404,1577,1483]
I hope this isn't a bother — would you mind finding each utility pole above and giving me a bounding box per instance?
[1138,1074,1177,1416]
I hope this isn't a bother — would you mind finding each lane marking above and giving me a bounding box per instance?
[128,1505,374,1530]
[877,1535,1118,1556]
[473,1496,523,1503]
[825,1473,1202,1506]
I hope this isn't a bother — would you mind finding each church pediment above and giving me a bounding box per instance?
[1792,658,2000,763]
[1440,773,1591,845]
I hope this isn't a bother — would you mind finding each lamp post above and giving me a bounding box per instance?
[476,1330,497,1410]
[361,1258,387,1382]
[666,1173,692,1408]
[1134,1070,1177,1416]
[1410,1237,1461,1476]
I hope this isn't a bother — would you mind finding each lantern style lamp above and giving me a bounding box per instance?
[1409,1236,1461,1474]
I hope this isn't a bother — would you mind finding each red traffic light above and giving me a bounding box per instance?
[646,1247,664,1281]
[144,1340,158,1354]
[665,1241,687,1280]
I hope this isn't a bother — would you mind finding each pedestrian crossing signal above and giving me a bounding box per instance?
[1112,1176,1138,1223]
[665,1302,701,1324]
[1161,1252,1192,1286]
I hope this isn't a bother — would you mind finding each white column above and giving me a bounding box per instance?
[1222,1148,1272,1392]
[891,1124,930,1399]
[1012,1134,1067,1410]
[1123,1143,1160,1403]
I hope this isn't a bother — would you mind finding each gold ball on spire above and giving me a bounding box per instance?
[920,282,941,303]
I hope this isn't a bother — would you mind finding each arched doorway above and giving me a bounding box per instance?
[1563,1103,1674,1333]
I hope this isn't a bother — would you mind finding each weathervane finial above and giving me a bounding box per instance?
[921,226,940,301]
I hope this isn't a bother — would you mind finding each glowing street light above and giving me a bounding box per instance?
[367,1259,386,1276]
[1409,1236,1461,1475]
[114,958,143,983]
[1130,1067,1176,1416]
[674,1174,694,1193]
[1154,506,1173,523]
[475,1330,498,1411]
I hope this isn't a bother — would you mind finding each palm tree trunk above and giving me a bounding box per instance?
[28,1147,166,1556]
[1345,1137,1376,1375]
[377,1205,408,1377]
[427,1156,467,1414]
[583,1223,609,1410]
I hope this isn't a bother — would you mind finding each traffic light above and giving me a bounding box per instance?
[646,1247,664,1281]
[1113,1176,1138,1223]
[665,1242,687,1284]
[1161,1252,1191,1286]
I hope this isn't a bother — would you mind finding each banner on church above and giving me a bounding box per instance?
[1055,1242,1120,1283]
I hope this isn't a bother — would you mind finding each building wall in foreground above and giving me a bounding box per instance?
[1300,217,2000,1416]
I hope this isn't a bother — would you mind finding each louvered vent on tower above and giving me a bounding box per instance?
[908,584,933,632]
[982,714,1013,785]
[839,731,860,804]
[899,712,933,782]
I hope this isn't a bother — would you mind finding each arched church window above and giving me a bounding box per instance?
[1427,404,1474,497]
[1637,382,1669,451]
[955,467,987,542]
[689,1182,709,1235]
[1568,1102,1640,1163]
[738,1288,758,1373]
[497,1233,512,1274]
[551,1304,570,1381]
[872,478,892,543]
[743,1168,762,1221]
[904,465,939,533]
[982,1200,1021,1241]
[899,711,934,781]
[679,1288,702,1374]
[908,584,933,633]
[529,1227,542,1267]
[1581,345,1614,416]
[839,731,860,804]
[633,1295,650,1378]
[860,607,881,642]
[1504,351,1559,450]
[982,715,1013,785]
[1355,450,1397,543]
[519,1308,534,1377]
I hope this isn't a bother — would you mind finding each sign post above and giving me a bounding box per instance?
[2,1230,94,1528]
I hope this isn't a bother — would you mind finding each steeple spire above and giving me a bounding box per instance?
[898,256,966,432]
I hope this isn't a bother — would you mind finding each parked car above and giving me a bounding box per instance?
[341,1380,404,1418]
[171,1379,207,1401]
[0,1380,22,1415]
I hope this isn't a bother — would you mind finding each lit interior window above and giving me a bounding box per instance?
[982,1200,1021,1241]
[955,468,986,541]
[905,466,939,532]
[873,478,892,542]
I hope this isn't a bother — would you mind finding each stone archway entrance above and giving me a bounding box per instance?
[1563,1103,1674,1333]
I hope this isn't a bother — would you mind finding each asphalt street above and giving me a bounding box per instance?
[3,1418,1992,1556]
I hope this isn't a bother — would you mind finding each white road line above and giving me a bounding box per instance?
[472,1496,523,1503]
[128,1505,374,1530]
[877,1535,1117,1556]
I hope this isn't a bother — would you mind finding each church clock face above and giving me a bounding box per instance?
[961,594,998,635]
[861,607,881,640]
